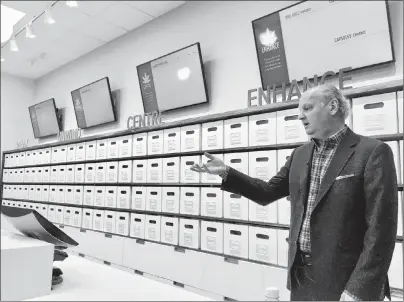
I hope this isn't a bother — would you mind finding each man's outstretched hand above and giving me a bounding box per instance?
[190,152,227,175]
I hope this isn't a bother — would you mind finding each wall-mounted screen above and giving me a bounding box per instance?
[252,0,394,88]
[137,42,209,113]
[28,98,61,138]
[71,77,116,129]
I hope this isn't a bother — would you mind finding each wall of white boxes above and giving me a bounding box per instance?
[2,90,404,292]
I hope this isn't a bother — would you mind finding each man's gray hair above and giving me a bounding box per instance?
[308,84,351,119]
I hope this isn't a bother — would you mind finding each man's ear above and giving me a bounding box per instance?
[329,99,339,115]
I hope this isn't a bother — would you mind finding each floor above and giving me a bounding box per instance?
[26,254,213,301]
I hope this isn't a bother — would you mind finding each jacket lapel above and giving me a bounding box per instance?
[313,128,359,210]
[298,142,315,209]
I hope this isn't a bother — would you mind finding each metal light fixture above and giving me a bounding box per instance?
[66,1,78,7]
[26,23,35,38]
[44,8,55,24]
[10,37,18,51]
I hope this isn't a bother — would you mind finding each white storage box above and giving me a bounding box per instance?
[223,223,249,259]
[130,213,145,238]
[24,152,32,166]
[115,212,130,236]
[398,91,403,133]
[277,149,294,169]
[200,188,223,218]
[201,221,224,254]
[146,187,162,212]
[386,141,401,183]
[85,141,97,160]
[104,211,116,233]
[107,138,119,159]
[118,161,132,183]
[82,209,94,229]
[162,157,180,183]
[161,216,179,245]
[131,187,146,210]
[83,186,95,206]
[248,151,277,180]
[65,166,75,183]
[63,207,73,226]
[18,169,25,183]
[67,144,76,162]
[75,143,86,161]
[106,162,119,183]
[57,186,66,204]
[58,166,66,183]
[49,186,58,203]
[72,208,83,228]
[132,160,147,183]
[352,93,398,136]
[34,186,42,201]
[95,162,107,183]
[278,197,291,225]
[388,242,403,290]
[202,120,224,151]
[47,206,56,222]
[249,200,278,224]
[161,187,180,214]
[248,226,277,264]
[55,206,64,224]
[35,167,43,183]
[181,124,201,152]
[224,192,249,221]
[249,112,277,146]
[93,210,105,231]
[42,167,51,183]
[19,152,26,166]
[29,168,36,183]
[145,215,161,242]
[224,117,249,148]
[23,168,30,183]
[51,148,59,164]
[42,185,49,202]
[179,218,200,249]
[119,135,133,158]
[224,153,249,175]
[132,133,147,156]
[105,186,118,208]
[28,186,36,200]
[59,146,68,163]
[180,155,201,183]
[163,127,181,154]
[73,186,83,205]
[117,186,131,209]
[277,229,289,267]
[36,150,44,165]
[39,204,48,219]
[85,164,96,183]
[96,139,108,160]
[147,130,164,155]
[65,187,74,204]
[180,187,200,216]
[43,148,52,164]
[50,167,58,183]
[147,158,163,183]
[74,164,85,183]
[276,108,308,144]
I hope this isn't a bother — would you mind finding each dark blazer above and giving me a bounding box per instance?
[221,128,398,301]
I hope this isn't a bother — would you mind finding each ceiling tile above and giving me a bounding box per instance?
[75,1,116,16]
[122,1,185,18]
[2,1,53,16]
[97,2,153,31]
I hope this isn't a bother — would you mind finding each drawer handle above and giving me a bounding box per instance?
[224,257,239,264]
[284,115,298,121]
[256,157,269,162]
[230,230,241,236]
[256,119,269,125]
[256,234,269,240]
[80,229,87,233]
[168,133,176,137]
[186,130,195,135]
[174,247,185,253]
[105,234,113,238]
[230,123,241,129]
[136,239,145,244]
[207,127,217,132]
[364,102,384,109]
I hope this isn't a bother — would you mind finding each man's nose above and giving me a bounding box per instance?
[298,111,305,120]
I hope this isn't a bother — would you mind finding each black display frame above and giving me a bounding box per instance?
[71,77,117,130]
[136,42,209,113]
[251,0,396,90]
[28,98,61,139]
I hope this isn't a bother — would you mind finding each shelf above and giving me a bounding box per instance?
[1,199,290,230]
[2,182,221,187]
[2,79,402,155]
[3,133,403,170]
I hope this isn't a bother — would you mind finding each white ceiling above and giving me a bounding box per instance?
[0,1,186,79]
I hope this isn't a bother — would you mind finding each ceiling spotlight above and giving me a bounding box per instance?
[66,1,78,7]
[26,23,36,38]
[1,55,4,62]
[44,8,55,24]
[10,37,18,52]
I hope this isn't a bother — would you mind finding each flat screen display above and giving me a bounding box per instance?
[28,98,60,138]
[71,77,116,129]
[252,0,394,88]
[137,43,209,113]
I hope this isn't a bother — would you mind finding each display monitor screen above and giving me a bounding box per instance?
[71,77,116,129]
[28,98,60,138]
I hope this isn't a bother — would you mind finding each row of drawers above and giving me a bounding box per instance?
[4,92,403,167]
[1,183,291,225]
[4,140,403,184]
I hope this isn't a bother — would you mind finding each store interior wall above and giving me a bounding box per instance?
[1,0,403,147]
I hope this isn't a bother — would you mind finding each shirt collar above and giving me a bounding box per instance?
[311,125,348,148]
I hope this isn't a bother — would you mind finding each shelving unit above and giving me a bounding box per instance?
[1,79,403,300]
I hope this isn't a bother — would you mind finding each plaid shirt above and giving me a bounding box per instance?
[298,125,348,253]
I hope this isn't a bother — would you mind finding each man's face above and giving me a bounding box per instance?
[298,92,331,139]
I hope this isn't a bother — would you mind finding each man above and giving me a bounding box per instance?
[191,84,398,301]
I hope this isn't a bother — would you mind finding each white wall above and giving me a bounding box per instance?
[1,73,36,153]
[15,1,404,144]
